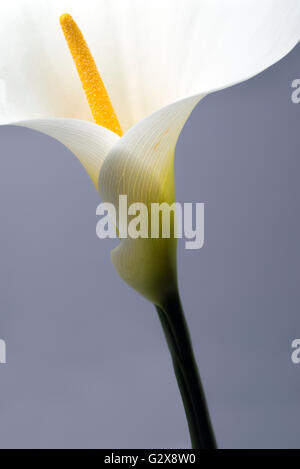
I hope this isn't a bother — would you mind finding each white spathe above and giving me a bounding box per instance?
[1,0,300,131]
[1,0,300,302]
[16,118,120,187]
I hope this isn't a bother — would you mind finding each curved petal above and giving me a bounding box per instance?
[99,95,203,304]
[15,118,119,188]
[0,1,299,131]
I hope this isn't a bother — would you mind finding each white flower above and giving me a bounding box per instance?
[1,0,299,304]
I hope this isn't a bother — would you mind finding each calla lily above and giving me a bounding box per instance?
[1,0,300,449]
[1,0,300,303]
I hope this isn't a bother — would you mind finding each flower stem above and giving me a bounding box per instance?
[156,292,217,449]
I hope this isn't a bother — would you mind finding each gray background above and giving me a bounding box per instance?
[0,43,300,450]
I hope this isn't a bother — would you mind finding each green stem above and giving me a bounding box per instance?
[156,292,217,449]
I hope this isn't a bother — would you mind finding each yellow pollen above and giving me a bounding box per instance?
[60,13,123,136]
